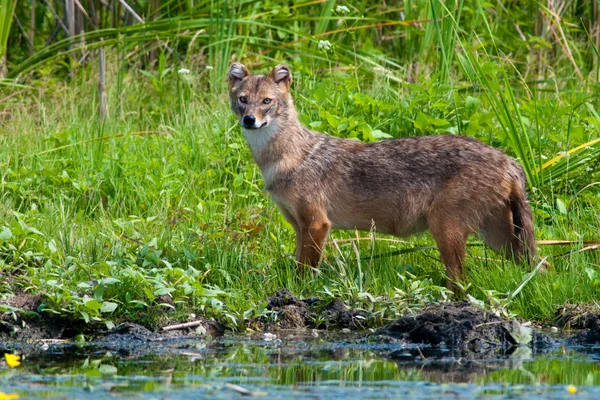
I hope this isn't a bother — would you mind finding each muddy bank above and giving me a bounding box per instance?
[3,288,598,354]
[255,290,559,358]
[0,293,224,343]
[256,288,364,330]
[557,304,600,344]
[0,294,77,340]
[0,321,227,360]
[370,301,555,357]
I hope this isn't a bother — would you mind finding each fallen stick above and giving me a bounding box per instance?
[537,240,600,246]
[556,243,600,258]
[327,237,600,246]
[162,321,203,331]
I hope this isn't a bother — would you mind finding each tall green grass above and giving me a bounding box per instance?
[0,0,17,77]
[0,1,599,330]
[1,50,599,329]
[3,0,599,85]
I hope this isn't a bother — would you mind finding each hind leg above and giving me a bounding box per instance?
[480,206,524,263]
[428,214,470,291]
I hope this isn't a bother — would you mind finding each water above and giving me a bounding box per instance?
[2,332,600,399]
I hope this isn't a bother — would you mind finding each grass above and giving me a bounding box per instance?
[1,0,600,332]
[1,53,599,332]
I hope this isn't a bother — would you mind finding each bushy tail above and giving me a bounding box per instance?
[509,170,536,265]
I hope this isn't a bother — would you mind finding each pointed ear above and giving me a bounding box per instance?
[268,64,292,89]
[228,63,249,85]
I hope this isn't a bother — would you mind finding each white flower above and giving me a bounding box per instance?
[178,68,190,75]
[318,40,332,52]
[586,167,593,172]
[205,65,213,70]
[335,5,350,14]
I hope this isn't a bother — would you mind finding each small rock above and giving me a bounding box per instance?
[550,326,559,332]
[341,328,351,334]
[503,320,533,345]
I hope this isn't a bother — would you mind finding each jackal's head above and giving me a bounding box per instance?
[227,63,295,130]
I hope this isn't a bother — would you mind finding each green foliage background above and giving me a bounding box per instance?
[0,0,599,331]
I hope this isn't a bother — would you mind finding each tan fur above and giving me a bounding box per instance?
[227,63,537,290]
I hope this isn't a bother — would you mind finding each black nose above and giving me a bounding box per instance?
[242,115,256,127]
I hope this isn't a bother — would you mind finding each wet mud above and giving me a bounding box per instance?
[557,303,600,344]
[3,288,600,358]
[259,288,364,330]
[0,293,224,343]
[371,301,555,357]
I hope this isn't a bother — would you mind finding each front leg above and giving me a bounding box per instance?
[275,202,331,277]
[296,210,331,275]
[275,205,302,261]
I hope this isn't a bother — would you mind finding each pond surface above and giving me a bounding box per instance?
[2,331,600,399]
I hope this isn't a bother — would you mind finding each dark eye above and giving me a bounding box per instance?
[262,98,271,104]
[239,96,247,103]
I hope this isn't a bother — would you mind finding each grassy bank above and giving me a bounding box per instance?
[1,57,599,332]
[1,0,600,333]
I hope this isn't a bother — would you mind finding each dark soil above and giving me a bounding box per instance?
[2,293,42,311]
[82,322,221,357]
[0,293,224,342]
[557,304,600,344]
[371,301,554,357]
[259,288,364,330]
[0,293,79,340]
[556,303,600,330]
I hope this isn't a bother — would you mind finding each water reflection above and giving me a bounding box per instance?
[1,334,600,399]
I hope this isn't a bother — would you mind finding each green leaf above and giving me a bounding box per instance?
[233,173,244,187]
[100,301,118,313]
[312,82,328,102]
[98,364,118,375]
[414,112,430,132]
[94,285,105,301]
[370,129,392,139]
[85,299,102,311]
[28,227,44,235]
[154,287,176,296]
[80,311,90,323]
[195,325,207,335]
[556,198,567,215]
[0,227,12,241]
[429,118,450,127]
[99,278,121,285]
[47,240,58,253]
[465,96,480,110]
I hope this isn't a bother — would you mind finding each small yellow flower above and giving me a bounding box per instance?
[4,353,21,368]
[0,392,20,400]
[566,385,577,394]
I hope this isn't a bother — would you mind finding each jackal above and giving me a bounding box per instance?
[227,63,536,288]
